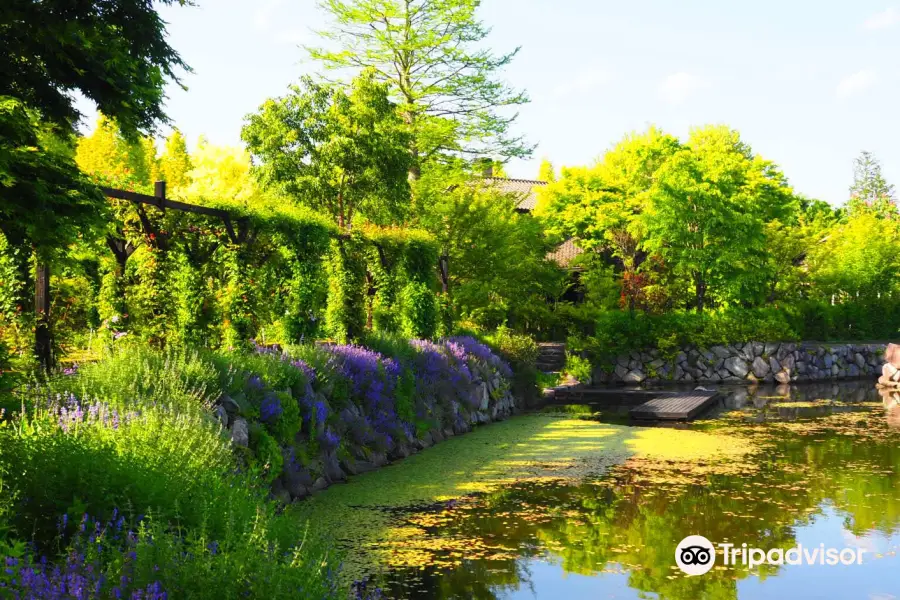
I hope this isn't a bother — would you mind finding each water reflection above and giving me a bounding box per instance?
[378,380,900,599]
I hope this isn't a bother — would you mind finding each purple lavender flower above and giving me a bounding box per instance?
[260,392,283,424]
[317,427,341,452]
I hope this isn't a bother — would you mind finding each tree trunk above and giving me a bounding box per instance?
[438,255,449,295]
[34,261,52,372]
[694,274,707,314]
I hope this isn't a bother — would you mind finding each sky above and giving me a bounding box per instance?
[79,0,900,205]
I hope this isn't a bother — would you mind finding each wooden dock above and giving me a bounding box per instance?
[629,391,719,421]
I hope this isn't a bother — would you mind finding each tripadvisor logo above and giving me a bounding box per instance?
[675,535,716,575]
[675,535,866,576]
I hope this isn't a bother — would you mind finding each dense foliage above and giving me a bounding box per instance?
[242,72,412,228]
[537,129,900,349]
[309,0,531,174]
[0,332,519,598]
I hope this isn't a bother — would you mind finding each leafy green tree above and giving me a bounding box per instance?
[75,115,157,190]
[538,158,556,183]
[183,139,256,206]
[414,165,561,330]
[1,0,189,133]
[1,0,188,369]
[535,127,681,310]
[642,126,796,312]
[847,151,896,218]
[807,211,900,299]
[243,72,412,229]
[308,0,530,176]
[0,101,101,259]
[158,128,193,194]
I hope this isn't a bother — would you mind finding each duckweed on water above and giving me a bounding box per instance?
[295,413,755,583]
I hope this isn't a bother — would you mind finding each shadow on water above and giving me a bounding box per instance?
[376,379,900,599]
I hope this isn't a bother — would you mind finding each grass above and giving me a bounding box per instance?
[0,343,347,599]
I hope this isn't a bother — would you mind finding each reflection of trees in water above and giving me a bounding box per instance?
[384,407,900,600]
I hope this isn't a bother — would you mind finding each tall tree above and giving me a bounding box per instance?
[642,126,796,312]
[538,158,556,183]
[158,128,193,194]
[535,127,682,309]
[243,71,412,228]
[308,0,530,177]
[807,211,900,299]
[75,115,157,189]
[413,164,561,330]
[848,151,896,218]
[184,140,256,206]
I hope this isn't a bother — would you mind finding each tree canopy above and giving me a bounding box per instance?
[243,72,412,228]
[0,98,101,259]
[848,151,896,218]
[308,0,530,175]
[1,0,189,133]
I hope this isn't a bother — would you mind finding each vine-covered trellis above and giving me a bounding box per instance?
[14,181,440,370]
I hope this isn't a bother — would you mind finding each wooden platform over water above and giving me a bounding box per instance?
[629,391,719,421]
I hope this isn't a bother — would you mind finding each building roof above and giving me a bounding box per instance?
[546,237,585,268]
[484,177,547,211]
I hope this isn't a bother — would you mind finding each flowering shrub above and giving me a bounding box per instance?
[1,511,343,600]
[444,336,513,379]
[0,338,518,600]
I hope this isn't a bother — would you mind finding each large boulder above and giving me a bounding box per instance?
[710,345,731,359]
[623,369,646,384]
[230,418,249,447]
[724,356,750,378]
[751,356,770,378]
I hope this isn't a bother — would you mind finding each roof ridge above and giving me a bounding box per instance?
[485,176,548,184]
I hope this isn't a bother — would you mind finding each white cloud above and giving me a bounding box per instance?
[864,7,900,30]
[552,68,612,97]
[836,69,877,98]
[658,72,710,105]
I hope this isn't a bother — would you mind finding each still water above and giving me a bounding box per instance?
[374,381,900,599]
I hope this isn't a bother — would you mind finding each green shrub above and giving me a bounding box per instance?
[484,325,539,370]
[48,343,222,415]
[577,307,800,361]
[400,280,437,339]
[250,425,284,483]
[324,238,367,343]
[0,402,252,549]
[2,514,339,599]
[563,352,593,383]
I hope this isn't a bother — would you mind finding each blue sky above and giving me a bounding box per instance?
[81,0,900,205]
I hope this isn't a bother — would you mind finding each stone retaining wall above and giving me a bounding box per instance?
[220,361,521,505]
[592,341,886,385]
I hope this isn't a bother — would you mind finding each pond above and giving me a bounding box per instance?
[296,380,900,599]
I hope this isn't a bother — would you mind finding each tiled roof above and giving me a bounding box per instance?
[484,177,547,211]
[546,237,585,268]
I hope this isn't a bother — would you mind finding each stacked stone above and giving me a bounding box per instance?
[877,343,900,388]
[595,342,884,385]
[217,364,521,505]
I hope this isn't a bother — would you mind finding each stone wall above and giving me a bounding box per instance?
[592,341,885,385]
[218,355,522,505]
